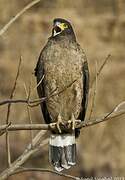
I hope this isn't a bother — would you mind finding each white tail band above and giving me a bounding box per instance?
[49,134,75,147]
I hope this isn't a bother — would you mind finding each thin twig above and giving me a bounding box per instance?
[89,60,98,119]
[91,54,111,88]
[0,0,41,36]
[33,75,45,92]
[24,81,34,146]
[0,98,46,106]
[28,78,78,107]
[78,108,125,129]
[5,56,22,167]
[11,167,80,180]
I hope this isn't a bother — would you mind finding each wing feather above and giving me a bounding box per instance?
[35,54,52,124]
[78,60,89,121]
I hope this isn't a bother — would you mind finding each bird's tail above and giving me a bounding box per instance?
[49,133,76,172]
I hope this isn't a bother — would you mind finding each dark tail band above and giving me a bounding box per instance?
[49,134,76,171]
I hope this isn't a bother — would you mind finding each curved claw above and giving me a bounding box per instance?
[68,114,76,131]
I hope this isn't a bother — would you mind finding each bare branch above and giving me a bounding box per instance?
[5,56,22,167]
[24,81,34,145]
[114,101,125,112]
[33,75,45,92]
[0,79,78,107]
[0,98,46,106]
[11,167,80,180]
[0,124,48,131]
[0,0,41,36]
[91,54,111,88]
[78,107,125,129]
[0,103,125,179]
[89,60,98,119]
[0,130,47,179]
[0,103,125,133]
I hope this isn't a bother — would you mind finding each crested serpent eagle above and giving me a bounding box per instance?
[35,18,89,171]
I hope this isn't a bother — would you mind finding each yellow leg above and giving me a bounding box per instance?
[71,113,76,130]
[68,114,76,131]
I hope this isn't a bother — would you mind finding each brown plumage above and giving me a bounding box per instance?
[35,18,89,171]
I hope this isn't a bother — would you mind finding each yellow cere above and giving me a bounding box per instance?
[59,23,68,30]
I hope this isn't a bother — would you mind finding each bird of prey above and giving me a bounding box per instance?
[35,18,89,172]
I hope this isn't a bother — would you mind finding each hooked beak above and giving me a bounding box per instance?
[54,25,62,33]
[53,24,62,36]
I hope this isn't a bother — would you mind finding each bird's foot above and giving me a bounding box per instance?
[49,114,64,133]
[56,114,64,133]
[68,114,76,131]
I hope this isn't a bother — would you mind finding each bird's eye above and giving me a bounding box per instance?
[63,23,68,28]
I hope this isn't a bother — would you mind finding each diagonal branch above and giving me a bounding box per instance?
[0,130,47,180]
[91,54,111,88]
[89,60,98,119]
[10,167,80,180]
[0,0,41,36]
[78,108,125,128]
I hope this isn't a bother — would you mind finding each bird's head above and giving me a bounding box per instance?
[51,18,76,40]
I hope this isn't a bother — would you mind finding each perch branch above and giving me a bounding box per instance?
[0,0,41,36]
[0,104,125,132]
[0,104,125,179]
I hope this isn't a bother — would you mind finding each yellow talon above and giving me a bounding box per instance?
[71,114,76,131]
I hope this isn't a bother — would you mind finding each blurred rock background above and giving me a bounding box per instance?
[0,0,125,179]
